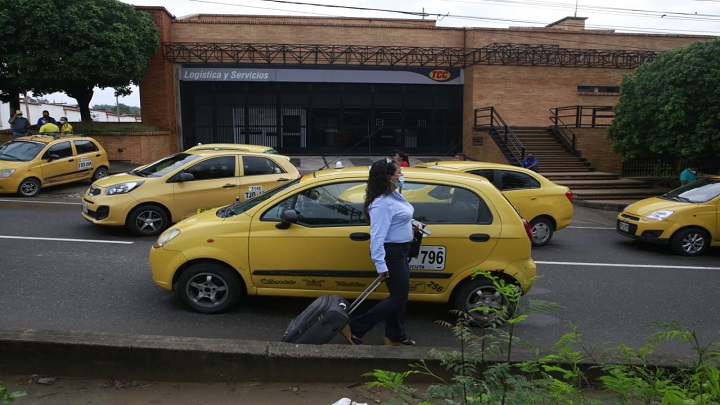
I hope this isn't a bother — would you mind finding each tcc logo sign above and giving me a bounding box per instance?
[428,69,452,81]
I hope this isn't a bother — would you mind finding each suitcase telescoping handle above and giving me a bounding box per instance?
[347,275,385,315]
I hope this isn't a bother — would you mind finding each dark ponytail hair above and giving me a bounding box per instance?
[363,158,398,221]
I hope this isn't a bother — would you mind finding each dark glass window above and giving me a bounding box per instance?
[500,171,540,190]
[44,141,73,159]
[74,140,99,155]
[577,85,620,94]
[243,156,285,175]
[184,156,236,180]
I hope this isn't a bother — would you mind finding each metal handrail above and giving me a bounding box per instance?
[475,107,524,164]
[547,109,577,151]
[550,105,615,128]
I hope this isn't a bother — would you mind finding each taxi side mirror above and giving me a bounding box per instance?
[276,209,298,229]
[175,172,194,182]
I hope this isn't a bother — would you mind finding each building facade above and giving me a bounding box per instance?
[138,8,711,160]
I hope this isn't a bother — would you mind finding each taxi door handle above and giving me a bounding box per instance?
[222,184,237,188]
[277,177,290,182]
[469,234,490,242]
[68,158,74,162]
[350,232,370,241]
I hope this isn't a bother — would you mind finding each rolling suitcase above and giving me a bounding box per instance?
[281,276,384,344]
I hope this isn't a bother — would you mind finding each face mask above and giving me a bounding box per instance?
[395,175,405,188]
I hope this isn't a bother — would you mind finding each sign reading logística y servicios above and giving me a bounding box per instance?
[178,67,463,85]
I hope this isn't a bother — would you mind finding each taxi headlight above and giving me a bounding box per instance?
[154,228,180,248]
[0,169,16,178]
[106,180,144,195]
[643,210,674,221]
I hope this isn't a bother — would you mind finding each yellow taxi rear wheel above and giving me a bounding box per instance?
[92,166,109,182]
[452,277,516,328]
[530,217,554,247]
[17,178,41,197]
[177,263,244,313]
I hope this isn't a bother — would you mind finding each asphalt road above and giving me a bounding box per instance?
[1,182,719,358]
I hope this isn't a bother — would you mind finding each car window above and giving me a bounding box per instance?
[44,141,73,159]
[243,156,285,176]
[469,169,496,185]
[663,178,720,203]
[404,183,492,224]
[500,170,540,191]
[0,140,44,161]
[74,139,99,154]
[183,156,236,180]
[135,153,200,178]
[261,181,366,225]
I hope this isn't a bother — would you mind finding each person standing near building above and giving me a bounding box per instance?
[453,153,466,161]
[8,110,30,138]
[39,116,59,133]
[394,151,410,167]
[36,110,56,126]
[59,117,73,133]
[680,165,698,185]
[522,153,538,172]
[341,157,416,346]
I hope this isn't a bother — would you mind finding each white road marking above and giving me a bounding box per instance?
[0,235,133,245]
[536,260,720,271]
[567,226,615,230]
[0,198,80,206]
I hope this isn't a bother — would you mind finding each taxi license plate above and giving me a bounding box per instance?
[409,246,446,270]
[618,221,629,233]
[82,203,88,214]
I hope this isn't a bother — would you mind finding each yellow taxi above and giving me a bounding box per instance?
[186,143,280,155]
[415,161,573,246]
[0,134,109,197]
[81,150,300,236]
[149,166,536,327]
[616,177,720,256]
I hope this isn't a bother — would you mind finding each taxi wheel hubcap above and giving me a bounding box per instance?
[466,286,506,326]
[530,218,553,246]
[137,211,163,232]
[187,273,229,307]
[682,233,704,254]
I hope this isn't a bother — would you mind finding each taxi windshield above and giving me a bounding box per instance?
[663,178,720,203]
[221,178,301,217]
[0,140,44,161]
[132,153,200,178]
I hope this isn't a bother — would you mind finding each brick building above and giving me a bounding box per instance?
[136,7,710,166]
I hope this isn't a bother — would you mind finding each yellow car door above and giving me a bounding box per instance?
[238,155,295,200]
[171,155,241,220]
[38,140,80,185]
[248,180,375,294]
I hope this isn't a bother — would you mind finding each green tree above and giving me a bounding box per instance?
[607,38,720,160]
[0,0,158,122]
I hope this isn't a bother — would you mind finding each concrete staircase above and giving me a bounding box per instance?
[543,172,671,210]
[512,127,594,173]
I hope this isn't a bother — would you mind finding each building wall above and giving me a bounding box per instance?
[136,8,712,165]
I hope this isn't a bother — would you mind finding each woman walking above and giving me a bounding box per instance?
[341,157,416,346]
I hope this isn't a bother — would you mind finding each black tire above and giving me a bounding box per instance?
[530,217,554,247]
[17,178,41,197]
[670,227,709,256]
[177,263,244,313]
[452,277,517,328]
[127,204,169,236]
[92,166,109,182]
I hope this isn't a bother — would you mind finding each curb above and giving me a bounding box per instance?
[0,328,444,383]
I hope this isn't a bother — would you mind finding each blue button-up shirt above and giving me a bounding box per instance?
[368,190,414,274]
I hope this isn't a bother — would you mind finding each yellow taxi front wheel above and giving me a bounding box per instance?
[127,204,170,236]
[177,263,244,313]
[18,178,41,197]
[452,277,517,328]
[670,227,710,256]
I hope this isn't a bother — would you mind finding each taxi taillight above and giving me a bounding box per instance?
[566,190,574,202]
[522,219,533,241]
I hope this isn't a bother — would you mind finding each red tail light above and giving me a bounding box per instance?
[565,190,573,202]
[522,219,533,241]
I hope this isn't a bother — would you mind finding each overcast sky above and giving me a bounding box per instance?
[43,0,720,108]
